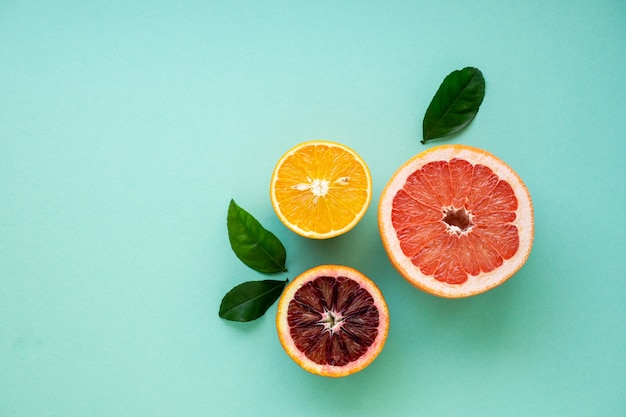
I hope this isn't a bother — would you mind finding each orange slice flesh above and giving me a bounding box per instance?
[270,141,372,239]
[379,145,534,298]
[276,265,389,377]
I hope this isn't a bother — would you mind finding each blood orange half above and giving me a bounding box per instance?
[379,145,534,298]
[276,265,389,377]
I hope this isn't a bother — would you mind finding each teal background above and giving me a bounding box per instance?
[1,1,625,416]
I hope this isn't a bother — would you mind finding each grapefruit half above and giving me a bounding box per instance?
[379,145,534,298]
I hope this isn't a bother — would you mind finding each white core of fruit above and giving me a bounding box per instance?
[320,310,345,333]
[293,177,329,198]
[292,177,334,204]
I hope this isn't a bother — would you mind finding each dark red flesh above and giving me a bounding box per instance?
[287,276,379,367]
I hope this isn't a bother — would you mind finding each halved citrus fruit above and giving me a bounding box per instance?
[276,265,389,377]
[379,145,534,298]
[270,141,372,239]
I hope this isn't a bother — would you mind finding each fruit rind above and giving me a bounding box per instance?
[378,144,534,298]
[276,265,389,377]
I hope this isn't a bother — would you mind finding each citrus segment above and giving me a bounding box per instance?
[379,145,533,298]
[276,265,389,377]
[270,141,372,239]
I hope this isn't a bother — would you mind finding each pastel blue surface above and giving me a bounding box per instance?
[1,1,625,416]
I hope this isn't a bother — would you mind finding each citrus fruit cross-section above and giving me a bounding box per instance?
[276,265,389,377]
[378,145,534,298]
[270,141,372,239]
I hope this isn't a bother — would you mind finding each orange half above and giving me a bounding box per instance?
[270,141,372,239]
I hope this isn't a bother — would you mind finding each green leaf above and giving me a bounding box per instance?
[219,279,288,322]
[227,199,287,273]
[422,67,485,144]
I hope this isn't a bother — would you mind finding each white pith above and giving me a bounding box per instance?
[276,265,389,377]
[319,309,345,333]
[379,145,534,298]
[442,206,474,236]
[292,177,330,204]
